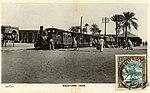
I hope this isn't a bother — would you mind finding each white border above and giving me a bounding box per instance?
[0,0,150,93]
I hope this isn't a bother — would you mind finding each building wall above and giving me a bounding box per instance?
[118,37,142,46]
[19,30,38,43]
[1,26,19,42]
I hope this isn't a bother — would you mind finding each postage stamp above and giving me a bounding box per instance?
[116,54,147,90]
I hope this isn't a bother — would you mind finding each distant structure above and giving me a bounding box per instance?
[19,27,116,44]
[4,25,142,47]
[19,30,39,43]
[19,26,45,43]
[94,34,116,44]
[1,25,19,42]
[118,32,142,46]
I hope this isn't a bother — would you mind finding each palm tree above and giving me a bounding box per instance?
[70,26,81,32]
[123,12,138,43]
[84,23,89,33]
[97,29,101,39]
[90,24,99,35]
[111,14,124,46]
[70,26,75,32]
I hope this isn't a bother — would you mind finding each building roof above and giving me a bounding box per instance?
[19,30,39,32]
[2,25,19,29]
[98,34,116,36]
[118,32,140,38]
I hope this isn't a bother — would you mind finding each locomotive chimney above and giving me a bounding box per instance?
[40,26,43,35]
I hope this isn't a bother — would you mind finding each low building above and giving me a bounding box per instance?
[97,34,116,44]
[1,26,41,43]
[118,32,142,46]
[1,25,19,42]
[19,30,39,43]
[1,25,117,45]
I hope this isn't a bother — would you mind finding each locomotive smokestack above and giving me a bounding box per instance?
[40,26,43,35]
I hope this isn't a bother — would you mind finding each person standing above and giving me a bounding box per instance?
[1,33,4,47]
[128,39,133,50]
[50,38,54,50]
[142,42,145,46]
[98,37,105,52]
[73,37,77,50]
[122,39,127,49]
[145,41,147,46]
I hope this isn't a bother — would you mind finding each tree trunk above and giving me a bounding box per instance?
[125,25,128,43]
[116,22,118,46]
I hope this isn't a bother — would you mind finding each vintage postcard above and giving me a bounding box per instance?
[0,0,149,93]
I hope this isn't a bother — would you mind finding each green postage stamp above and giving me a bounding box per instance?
[116,55,147,90]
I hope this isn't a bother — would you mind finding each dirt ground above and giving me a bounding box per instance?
[1,44,147,83]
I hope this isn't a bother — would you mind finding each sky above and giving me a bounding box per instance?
[1,3,148,41]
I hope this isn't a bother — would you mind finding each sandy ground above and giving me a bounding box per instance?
[1,43,147,83]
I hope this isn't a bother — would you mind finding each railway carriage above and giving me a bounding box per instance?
[44,28,92,48]
[34,26,116,49]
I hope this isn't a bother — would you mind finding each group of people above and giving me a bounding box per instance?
[72,36,134,52]
[36,34,134,51]
[1,33,16,47]
[122,39,134,50]
[72,36,105,52]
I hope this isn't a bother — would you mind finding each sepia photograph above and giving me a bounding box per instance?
[0,0,149,92]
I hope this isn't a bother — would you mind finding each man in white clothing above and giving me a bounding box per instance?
[98,37,105,52]
[127,39,133,50]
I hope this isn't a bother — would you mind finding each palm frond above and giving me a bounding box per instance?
[90,24,99,34]
[131,17,138,21]
[131,20,138,30]
[128,24,131,31]
[111,14,124,22]
[129,12,135,18]
[123,12,138,31]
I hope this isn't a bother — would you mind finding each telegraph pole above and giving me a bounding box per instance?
[102,17,109,41]
[80,16,83,33]
[104,17,107,37]
[79,16,83,47]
